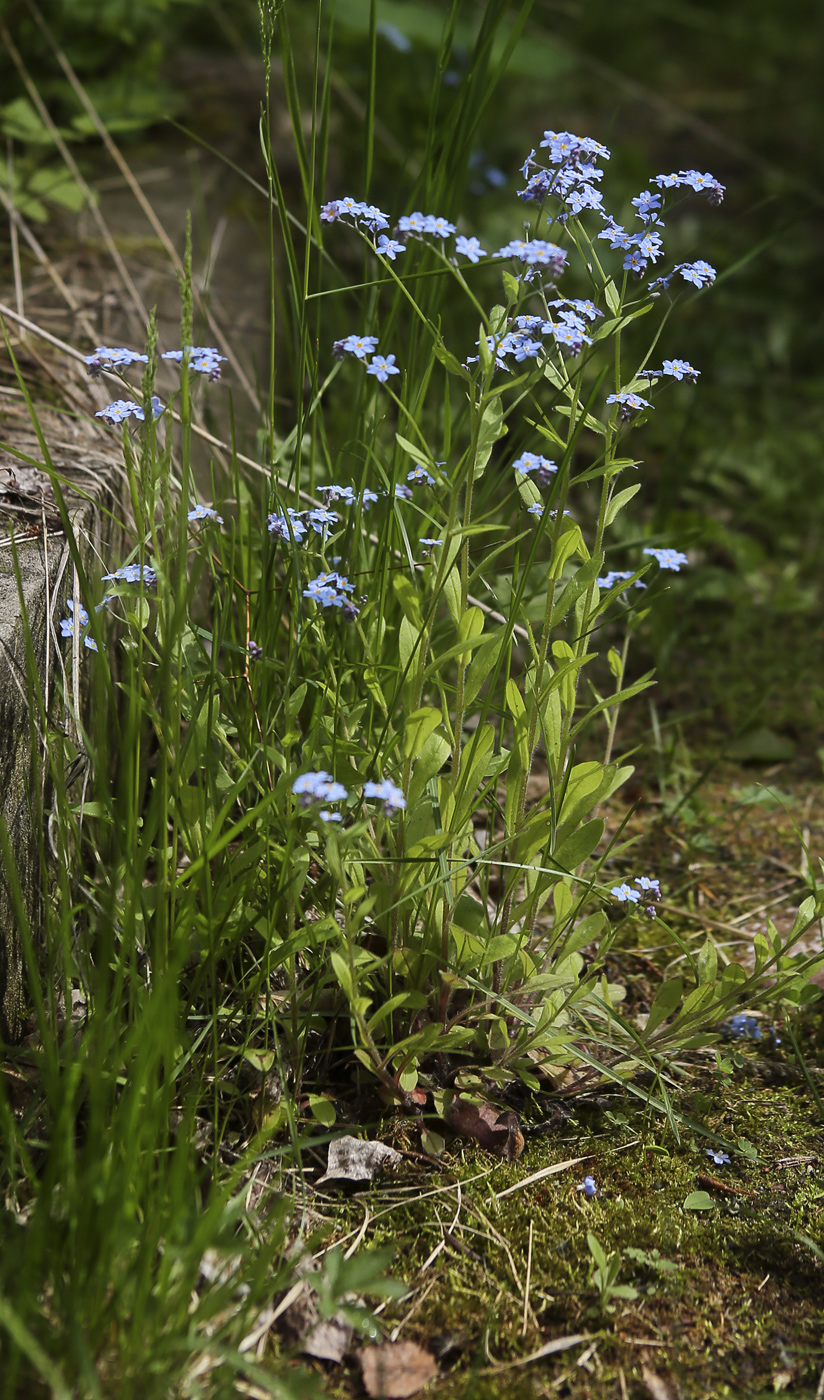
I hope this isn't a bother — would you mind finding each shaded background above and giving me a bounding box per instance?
[1,0,822,759]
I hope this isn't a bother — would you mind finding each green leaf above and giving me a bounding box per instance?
[697,939,718,985]
[552,818,604,872]
[407,732,451,808]
[403,707,443,761]
[433,339,469,379]
[644,977,683,1038]
[396,432,434,467]
[307,1094,336,1127]
[604,279,621,314]
[474,396,507,480]
[604,483,641,527]
[683,1191,714,1211]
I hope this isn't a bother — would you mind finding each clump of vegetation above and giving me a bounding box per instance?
[0,4,822,1396]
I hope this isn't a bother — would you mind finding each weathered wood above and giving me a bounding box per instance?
[0,402,123,1042]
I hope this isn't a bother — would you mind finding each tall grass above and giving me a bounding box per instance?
[0,4,822,1395]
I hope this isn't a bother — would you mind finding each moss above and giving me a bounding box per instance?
[314,1076,823,1399]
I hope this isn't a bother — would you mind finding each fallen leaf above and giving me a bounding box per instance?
[303,1313,352,1363]
[443,1094,524,1159]
[360,1341,438,1398]
[641,1366,676,1400]
[317,1135,402,1185]
[277,1253,353,1361]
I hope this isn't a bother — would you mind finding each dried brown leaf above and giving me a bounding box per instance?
[359,1341,438,1398]
[443,1094,525,1159]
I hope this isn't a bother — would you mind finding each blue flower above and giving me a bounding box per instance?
[565,184,604,215]
[95,399,147,424]
[495,239,567,276]
[653,170,725,203]
[513,452,557,486]
[424,215,457,238]
[362,488,380,509]
[675,260,716,288]
[335,334,379,360]
[393,483,413,501]
[101,563,157,585]
[597,570,647,592]
[376,234,406,260]
[635,876,661,894]
[377,21,412,51]
[292,771,349,807]
[187,504,224,524]
[611,883,641,904]
[631,190,663,223]
[364,778,406,816]
[305,507,339,537]
[643,547,689,571]
[706,1149,731,1166]
[162,346,226,379]
[583,1175,597,1197]
[636,231,664,263]
[319,810,343,822]
[679,170,725,202]
[597,219,634,251]
[248,640,263,661]
[360,204,391,232]
[367,353,400,383]
[420,537,443,552]
[408,466,436,486]
[303,572,359,617]
[721,1014,763,1042]
[510,337,543,362]
[606,391,651,417]
[551,298,603,323]
[268,508,308,543]
[455,235,486,263]
[623,249,647,276]
[319,484,356,505]
[397,211,429,235]
[552,321,591,353]
[60,600,97,650]
[662,358,700,382]
[84,346,149,377]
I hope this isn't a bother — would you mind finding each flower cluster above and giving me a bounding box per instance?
[721,1014,763,1042]
[495,238,567,278]
[188,504,223,524]
[292,770,406,819]
[101,563,157,585]
[364,778,406,816]
[303,572,359,619]
[596,570,647,592]
[268,505,340,544]
[513,451,557,488]
[96,397,164,424]
[606,391,651,418]
[332,334,400,384]
[643,547,689,572]
[320,197,392,233]
[84,346,148,376]
[59,600,97,650]
[610,876,661,918]
[517,131,721,288]
[161,346,227,379]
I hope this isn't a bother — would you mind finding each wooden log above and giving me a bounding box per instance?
[0,396,124,1042]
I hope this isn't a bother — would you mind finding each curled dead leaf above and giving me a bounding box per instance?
[442,1094,525,1159]
[360,1341,438,1398]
